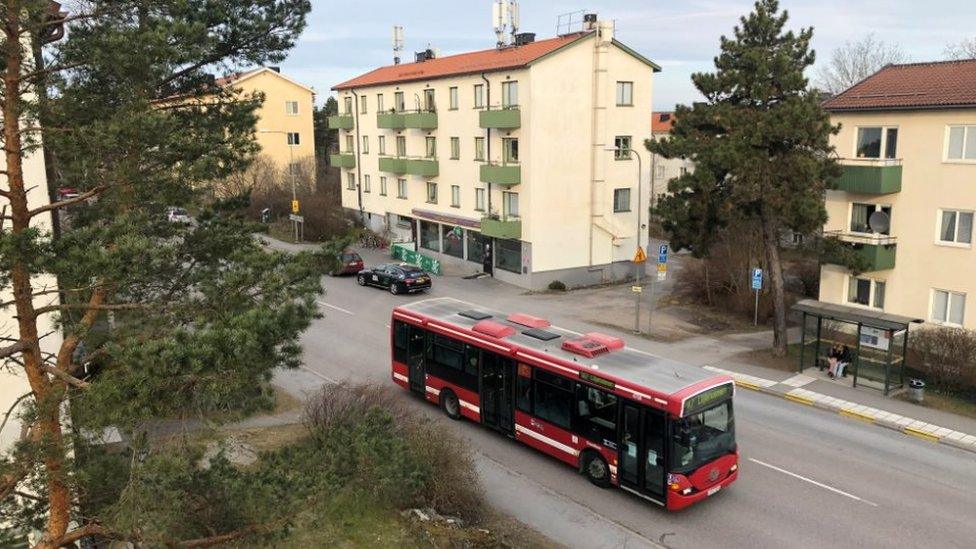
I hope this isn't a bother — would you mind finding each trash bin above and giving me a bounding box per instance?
[260,208,271,224]
[908,378,925,404]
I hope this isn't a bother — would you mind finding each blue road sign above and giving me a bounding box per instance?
[751,268,763,290]
[658,244,669,264]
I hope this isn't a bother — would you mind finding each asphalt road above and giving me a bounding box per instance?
[297,268,976,549]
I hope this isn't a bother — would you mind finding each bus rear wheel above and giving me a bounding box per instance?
[582,452,611,488]
[440,390,462,420]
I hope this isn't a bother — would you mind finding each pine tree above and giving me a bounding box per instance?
[648,0,840,356]
[0,1,319,546]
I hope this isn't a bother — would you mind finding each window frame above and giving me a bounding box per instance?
[380,176,388,196]
[426,182,438,204]
[474,84,484,109]
[854,126,899,159]
[944,125,976,163]
[394,91,405,112]
[502,138,519,164]
[474,188,486,212]
[501,81,518,108]
[378,135,386,156]
[377,93,384,112]
[285,100,299,116]
[936,208,974,247]
[361,135,369,154]
[848,202,891,235]
[397,178,408,199]
[474,137,485,161]
[502,191,519,218]
[360,95,367,114]
[425,136,437,159]
[930,289,967,326]
[613,188,632,213]
[363,174,371,193]
[846,276,885,310]
[346,172,356,191]
[615,81,634,107]
[449,86,459,110]
[451,185,461,208]
[287,132,301,146]
[614,136,632,160]
[450,137,460,160]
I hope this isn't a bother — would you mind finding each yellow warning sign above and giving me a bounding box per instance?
[633,246,647,264]
[291,199,300,214]
[632,286,643,293]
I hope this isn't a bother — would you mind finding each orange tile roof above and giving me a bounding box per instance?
[333,33,592,90]
[824,59,976,111]
[652,111,675,133]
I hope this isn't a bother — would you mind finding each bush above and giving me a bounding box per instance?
[908,327,976,393]
[548,280,567,291]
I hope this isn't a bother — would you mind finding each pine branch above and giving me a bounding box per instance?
[34,302,148,316]
[0,392,30,439]
[28,184,112,217]
[0,340,31,360]
[40,365,90,389]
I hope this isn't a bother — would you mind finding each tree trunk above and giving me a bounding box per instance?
[761,216,789,357]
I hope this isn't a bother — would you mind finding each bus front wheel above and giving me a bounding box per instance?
[581,451,611,488]
[440,390,462,420]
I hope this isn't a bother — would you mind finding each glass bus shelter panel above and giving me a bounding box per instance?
[817,319,860,373]
[799,312,822,372]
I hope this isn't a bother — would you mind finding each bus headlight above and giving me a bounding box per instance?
[681,488,692,495]
[730,464,738,472]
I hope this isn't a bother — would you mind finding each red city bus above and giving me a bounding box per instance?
[390,298,738,511]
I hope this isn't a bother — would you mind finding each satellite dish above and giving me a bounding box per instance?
[868,210,890,234]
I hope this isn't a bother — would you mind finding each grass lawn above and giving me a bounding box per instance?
[731,343,805,373]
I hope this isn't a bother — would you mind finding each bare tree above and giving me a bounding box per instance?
[817,34,907,94]
[945,37,976,60]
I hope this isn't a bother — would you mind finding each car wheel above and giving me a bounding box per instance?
[581,452,611,488]
[441,390,462,420]
[389,282,401,295]
[357,274,367,286]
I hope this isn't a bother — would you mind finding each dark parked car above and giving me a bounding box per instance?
[330,251,364,276]
[357,263,431,295]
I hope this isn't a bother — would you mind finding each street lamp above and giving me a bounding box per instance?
[605,144,645,334]
[259,129,299,241]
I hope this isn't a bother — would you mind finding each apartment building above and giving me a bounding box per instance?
[217,67,316,171]
[649,111,694,205]
[820,60,976,330]
[329,16,659,289]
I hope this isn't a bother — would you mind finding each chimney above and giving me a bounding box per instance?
[583,13,598,31]
[268,66,281,73]
[514,32,535,46]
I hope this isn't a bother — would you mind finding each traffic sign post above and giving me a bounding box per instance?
[290,200,302,242]
[646,244,669,334]
[752,268,763,326]
[632,246,646,334]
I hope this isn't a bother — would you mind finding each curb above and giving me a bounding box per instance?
[704,366,976,455]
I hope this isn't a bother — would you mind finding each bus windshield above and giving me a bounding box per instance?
[671,399,735,473]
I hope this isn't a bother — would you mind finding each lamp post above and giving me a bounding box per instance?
[259,129,299,241]
[605,144,644,334]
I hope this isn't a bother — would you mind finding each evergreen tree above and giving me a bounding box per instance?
[314,96,339,160]
[648,0,840,356]
[0,1,319,546]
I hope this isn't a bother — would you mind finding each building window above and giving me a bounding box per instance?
[397,178,407,199]
[502,81,518,107]
[947,125,976,161]
[614,136,632,159]
[856,127,898,159]
[443,225,464,258]
[655,165,666,179]
[474,84,484,108]
[449,86,458,110]
[346,173,356,191]
[466,231,486,264]
[939,210,974,245]
[360,95,367,114]
[850,203,891,234]
[496,238,522,274]
[503,138,519,164]
[450,137,460,160]
[475,188,486,211]
[424,88,435,111]
[420,221,440,252]
[502,191,519,218]
[287,132,301,146]
[451,185,460,207]
[474,137,485,161]
[377,93,384,112]
[616,81,634,106]
[613,188,631,212]
[361,135,369,154]
[679,166,689,176]
[343,96,352,114]
[288,162,299,175]
[378,135,386,155]
[396,135,406,157]
[932,289,966,326]
[285,100,299,115]
[847,277,885,309]
[380,176,388,196]
[344,134,354,152]
[363,174,371,193]
[426,182,438,204]
[425,136,436,158]
[394,91,405,112]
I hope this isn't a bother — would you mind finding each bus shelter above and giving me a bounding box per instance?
[793,299,923,396]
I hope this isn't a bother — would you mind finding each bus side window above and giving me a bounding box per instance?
[574,384,617,445]
[464,344,480,377]
[393,321,409,363]
[517,363,532,413]
[533,369,573,430]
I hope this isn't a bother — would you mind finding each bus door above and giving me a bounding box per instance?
[406,326,427,395]
[480,352,515,435]
[618,401,667,505]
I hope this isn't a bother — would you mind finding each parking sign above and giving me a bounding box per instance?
[751,268,763,290]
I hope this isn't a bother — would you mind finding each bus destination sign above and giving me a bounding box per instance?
[682,383,733,416]
[579,371,615,391]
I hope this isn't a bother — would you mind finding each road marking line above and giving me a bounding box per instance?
[299,366,338,384]
[904,427,940,443]
[785,393,815,406]
[317,301,354,315]
[748,458,878,507]
[734,379,762,391]
[840,408,876,423]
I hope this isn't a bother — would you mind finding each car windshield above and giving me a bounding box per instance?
[671,400,735,473]
[340,253,360,262]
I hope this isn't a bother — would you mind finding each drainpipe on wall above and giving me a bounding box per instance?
[351,89,365,223]
[481,73,492,217]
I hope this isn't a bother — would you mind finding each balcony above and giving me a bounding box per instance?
[377,110,438,130]
[824,231,897,272]
[327,114,354,130]
[832,159,902,194]
[329,152,356,168]
[480,163,521,186]
[378,156,439,177]
[480,107,521,130]
[481,217,522,239]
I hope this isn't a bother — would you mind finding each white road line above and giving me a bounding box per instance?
[299,366,338,384]
[749,458,879,507]
[317,301,354,316]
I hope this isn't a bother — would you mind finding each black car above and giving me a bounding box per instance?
[357,263,432,295]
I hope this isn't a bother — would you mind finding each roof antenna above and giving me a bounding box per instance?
[493,0,510,48]
[393,25,404,65]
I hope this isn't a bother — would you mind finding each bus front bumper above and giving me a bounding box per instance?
[666,468,738,511]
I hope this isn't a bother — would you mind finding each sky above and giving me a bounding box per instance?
[279,0,976,110]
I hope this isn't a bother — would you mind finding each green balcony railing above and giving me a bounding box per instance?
[481,217,522,239]
[480,107,521,129]
[832,160,902,194]
[377,110,438,130]
[378,156,439,177]
[327,114,354,130]
[480,163,521,186]
[329,152,356,168]
[824,232,897,271]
